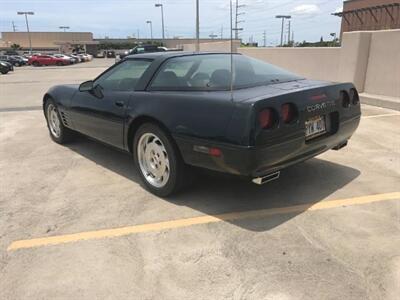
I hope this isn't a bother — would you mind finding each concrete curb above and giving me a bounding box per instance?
[360,93,400,111]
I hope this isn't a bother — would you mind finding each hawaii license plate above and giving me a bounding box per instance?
[305,115,326,139]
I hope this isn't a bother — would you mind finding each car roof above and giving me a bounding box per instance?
[125,51,241,60]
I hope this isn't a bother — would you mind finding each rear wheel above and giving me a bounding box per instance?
[0,69,8,74]
[32,61,40,67]
[45,99,73,144]
[56,61,63,66]
[133,123,186,197]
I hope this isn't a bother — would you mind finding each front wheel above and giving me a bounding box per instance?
[45,99,73,144]
[133,123,186,197]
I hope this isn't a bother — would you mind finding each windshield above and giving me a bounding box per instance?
[150,54,302,91]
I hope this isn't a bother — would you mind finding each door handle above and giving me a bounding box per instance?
[115,100,124,107]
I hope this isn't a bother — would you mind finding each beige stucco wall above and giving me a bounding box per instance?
[237,29,399,101]
[182,40,241,53]
[337,31,372,91]
[238,47,340,82]
[363,30,400,98]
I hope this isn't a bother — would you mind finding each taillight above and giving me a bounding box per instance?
[258,108,276,129]
[349,88,359,105]
[281,103,297,124]
[209,147,222,157]
[340,91,350,108]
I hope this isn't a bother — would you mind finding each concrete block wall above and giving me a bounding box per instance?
[181,40,241,53]
[239,29,400,110]
[238,47,340,83]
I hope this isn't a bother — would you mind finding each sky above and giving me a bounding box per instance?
[0,0,344,45]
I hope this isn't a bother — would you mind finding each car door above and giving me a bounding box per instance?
[38,55,50,65]
[70,59,152,149]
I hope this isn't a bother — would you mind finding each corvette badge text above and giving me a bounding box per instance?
[306,100,336,113]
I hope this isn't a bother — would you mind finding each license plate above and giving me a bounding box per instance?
[305,115,326,139]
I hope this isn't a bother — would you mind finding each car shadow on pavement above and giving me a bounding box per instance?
[67,135,361,232]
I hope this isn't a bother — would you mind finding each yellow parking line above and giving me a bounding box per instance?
[7,192,400,251]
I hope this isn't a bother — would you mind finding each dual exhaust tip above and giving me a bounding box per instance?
[252,171,280,185]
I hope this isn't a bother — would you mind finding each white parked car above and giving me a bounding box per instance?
[81,53,93,61]
[53,54,75,64]
[70,54,82,63]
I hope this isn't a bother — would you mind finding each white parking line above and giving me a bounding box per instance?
[362,113,400,119]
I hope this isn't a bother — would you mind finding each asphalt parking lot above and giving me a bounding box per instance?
[1,59,399,300]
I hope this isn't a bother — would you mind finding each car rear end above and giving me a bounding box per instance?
[241,81,361,180]
[184,81,361,182]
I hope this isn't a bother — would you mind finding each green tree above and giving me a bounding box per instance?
[10,43,21,50]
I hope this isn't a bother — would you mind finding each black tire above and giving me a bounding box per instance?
[44,98,74,144]
[32,61,40,67]
[56,62,63,66]
[1,70,8,75]
[133,123,186,197]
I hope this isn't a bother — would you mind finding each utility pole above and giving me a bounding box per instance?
[275,15,291,46]
[292,31,294,46]
[287,20,291,45]
[263,30,266,47]
[17,11,34,54]
[12,21,17,32]
[137,29,140,40]
[195,0,200,52]
[220,25,223,39]
[233,0,245,40]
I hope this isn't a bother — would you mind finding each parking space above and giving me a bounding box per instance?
[0,63,399,299]
[0,59,114,110]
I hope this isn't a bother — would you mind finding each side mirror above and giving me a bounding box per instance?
[79,80,94,92]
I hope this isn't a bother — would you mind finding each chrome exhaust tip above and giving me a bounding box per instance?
[252,171,280,185]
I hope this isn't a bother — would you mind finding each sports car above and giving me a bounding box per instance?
[43,52,361,196]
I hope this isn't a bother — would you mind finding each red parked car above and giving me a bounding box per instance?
[28,55,71,67]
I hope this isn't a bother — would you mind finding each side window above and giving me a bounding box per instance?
[95,59,152,91]
[150,55,231,91]
[150,58,195,90]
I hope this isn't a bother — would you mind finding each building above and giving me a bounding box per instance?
[333,0,400,36]
[0,32,99,54]
[0,31,240,54]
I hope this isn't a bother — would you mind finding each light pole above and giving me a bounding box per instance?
[146,20,153,40]
[330,32,337,46]
[17,11,34,54]
[195,0,199,52]
[155,4,165,42]
[275,15,291,46]
[59,26,70,32]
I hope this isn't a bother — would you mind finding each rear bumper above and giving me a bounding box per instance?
[174,115,360,178]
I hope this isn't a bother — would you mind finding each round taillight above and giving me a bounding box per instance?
[258,108,276,129]
[340,91,350,108]
[281,103,297,124]
[350,88,359,105]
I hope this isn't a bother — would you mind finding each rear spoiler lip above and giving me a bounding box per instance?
[237,81,355,105]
